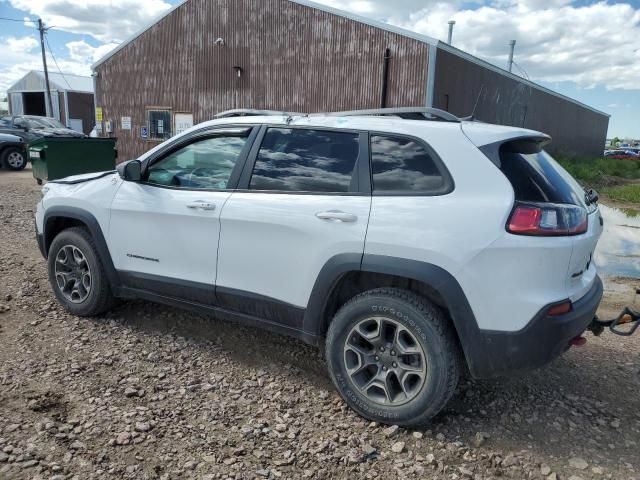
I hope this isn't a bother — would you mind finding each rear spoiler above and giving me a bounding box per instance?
[477,135,551,168]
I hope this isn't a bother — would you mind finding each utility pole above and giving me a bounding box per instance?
[38,18,53,117]
[508,40,516,73]
[447,20,456,45]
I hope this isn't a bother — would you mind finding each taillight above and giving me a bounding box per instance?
[507,202,587,236]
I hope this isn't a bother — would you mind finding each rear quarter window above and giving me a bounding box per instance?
[370,134,452,195]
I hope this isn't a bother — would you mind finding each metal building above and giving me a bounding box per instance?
[7,70,95,135]
[92,0,609,160]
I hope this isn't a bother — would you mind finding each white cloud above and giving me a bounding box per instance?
[8,0,171,43]
[0,36,93,92]
[6,36,39,53]
[66,40,118,64]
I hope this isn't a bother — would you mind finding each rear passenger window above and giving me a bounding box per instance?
[370,134,447,193]
[250,128,359,193]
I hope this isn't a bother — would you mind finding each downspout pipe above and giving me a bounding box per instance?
[381,48,391,108]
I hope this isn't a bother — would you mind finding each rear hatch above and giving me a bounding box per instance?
[497,140,602,299]
[466,127,603,300]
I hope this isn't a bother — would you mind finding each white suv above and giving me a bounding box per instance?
[35,108,603,426]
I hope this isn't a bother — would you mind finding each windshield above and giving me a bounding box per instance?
[25,117,66,129]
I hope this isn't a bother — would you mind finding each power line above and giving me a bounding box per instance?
[44,34,73,90]
[0,16,36,23]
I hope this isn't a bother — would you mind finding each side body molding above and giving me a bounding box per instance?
[42,206,121,293]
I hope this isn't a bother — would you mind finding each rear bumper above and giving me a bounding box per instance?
[466,275,603,378]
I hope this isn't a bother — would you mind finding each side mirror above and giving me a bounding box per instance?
[117,160,142,182]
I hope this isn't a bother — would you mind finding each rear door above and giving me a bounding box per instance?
[215,126,371,329]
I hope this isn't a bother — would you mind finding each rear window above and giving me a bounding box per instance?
[499,147,585,207]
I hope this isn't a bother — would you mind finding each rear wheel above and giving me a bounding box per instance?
[2,147,27,171]
[326,288,460,427]
[47,227,115,316]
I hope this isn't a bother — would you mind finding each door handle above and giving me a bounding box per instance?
[187,201,216,211]
[315,210,357,223]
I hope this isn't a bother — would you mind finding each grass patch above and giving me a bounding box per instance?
[556,156,640,185]
[601,184,640,204]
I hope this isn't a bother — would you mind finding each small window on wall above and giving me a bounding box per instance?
[148,109,171,141]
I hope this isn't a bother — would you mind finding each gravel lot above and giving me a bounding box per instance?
[1,168,639,480]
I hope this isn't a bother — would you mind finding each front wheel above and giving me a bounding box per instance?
[326,288,460,427]
[47,227,115,316]
[2,147,27,171]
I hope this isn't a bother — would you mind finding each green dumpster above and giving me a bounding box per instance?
[29,137,117,184]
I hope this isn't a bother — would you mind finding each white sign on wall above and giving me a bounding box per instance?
[175,113,194,135]
[121,116,132,130]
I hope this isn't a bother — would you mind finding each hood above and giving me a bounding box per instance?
[49,170,117,185]
[32,127,86,138]
[0,133,23,142]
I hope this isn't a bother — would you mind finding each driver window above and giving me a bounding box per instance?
[146,134,248,189]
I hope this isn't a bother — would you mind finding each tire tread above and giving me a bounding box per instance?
[326,287,460,427]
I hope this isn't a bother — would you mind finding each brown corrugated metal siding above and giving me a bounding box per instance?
[95,0,429,160]
[432,48,609,158]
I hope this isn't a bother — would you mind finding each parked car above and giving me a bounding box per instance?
[0,133,28,170]
[35,108,604,426]
[0,115,86,144]
[604,149,640,159]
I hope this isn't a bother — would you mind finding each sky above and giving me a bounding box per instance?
[0,0,638,138]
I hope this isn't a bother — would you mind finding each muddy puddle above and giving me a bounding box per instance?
[595,204,640,278]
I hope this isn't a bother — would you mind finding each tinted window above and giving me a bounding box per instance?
[250,128,359,192]
[499,148,585,207]
[146,134,247,189]
[370,134,446,193]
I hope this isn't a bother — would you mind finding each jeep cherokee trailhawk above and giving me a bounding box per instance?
[35,108,604,426]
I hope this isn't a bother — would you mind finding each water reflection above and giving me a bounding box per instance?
[595,205,640,278]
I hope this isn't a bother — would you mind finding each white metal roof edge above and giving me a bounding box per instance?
[288,0,439,45]
[90,0,609,119]
[91,0,189,69]
[437,43,610,118]
[91,0,438,70]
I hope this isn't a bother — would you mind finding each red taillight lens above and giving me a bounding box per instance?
[507,202,587,236]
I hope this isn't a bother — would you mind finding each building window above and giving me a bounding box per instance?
[148,109,172,141]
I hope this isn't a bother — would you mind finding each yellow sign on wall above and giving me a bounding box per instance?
[95,107,103,122]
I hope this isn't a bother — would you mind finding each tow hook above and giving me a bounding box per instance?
[588,306,640,337]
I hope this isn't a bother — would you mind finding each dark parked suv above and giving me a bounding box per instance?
[0,115,85,144]
[0,133,28,171]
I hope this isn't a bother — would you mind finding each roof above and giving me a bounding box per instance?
[7,70,93,94]
[90,0,608,118]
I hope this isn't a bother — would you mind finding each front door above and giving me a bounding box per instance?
[108,127,255,304]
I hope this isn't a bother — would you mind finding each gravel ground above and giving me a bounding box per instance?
[1,168,639,480]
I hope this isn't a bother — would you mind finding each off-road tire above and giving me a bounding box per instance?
[47,227,115,317]
[326,288,460,427]
[2,147,27,171]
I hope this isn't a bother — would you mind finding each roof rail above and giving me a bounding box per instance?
[215,109,303,118]
[215,107,461,123]
[313,107,461,122]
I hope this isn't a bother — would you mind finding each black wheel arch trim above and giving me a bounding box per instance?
[306,253,604,379]
[42,206,121,292]
[304,254,480,365]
